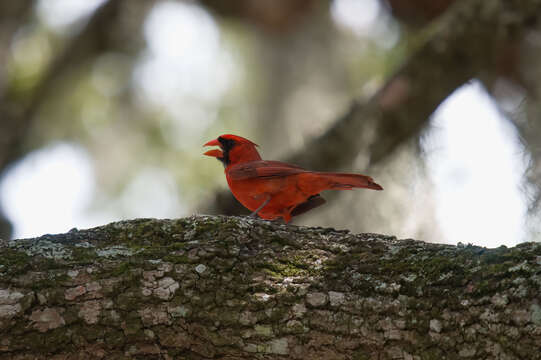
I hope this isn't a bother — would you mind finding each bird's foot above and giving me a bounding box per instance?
[249,195,271,218]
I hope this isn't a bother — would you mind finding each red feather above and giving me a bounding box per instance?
[204,134,382,223]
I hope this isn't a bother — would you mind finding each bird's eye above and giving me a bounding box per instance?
[218,137,235,150]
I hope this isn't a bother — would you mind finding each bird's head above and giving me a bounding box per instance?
[203,134,262,167]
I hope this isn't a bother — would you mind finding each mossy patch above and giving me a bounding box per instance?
[0,248,31,275]
[260,260,309,279]
[162,253,191,264]
[71,247,98,264]
[108,262,133,277]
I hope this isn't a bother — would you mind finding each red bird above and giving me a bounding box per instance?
[204,134,382,223]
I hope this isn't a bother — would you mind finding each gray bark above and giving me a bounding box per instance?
[1,216,541,359]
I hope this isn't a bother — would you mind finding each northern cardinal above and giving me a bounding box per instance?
[204,134,383,223]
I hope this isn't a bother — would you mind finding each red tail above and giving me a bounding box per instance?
[320,173,383,191]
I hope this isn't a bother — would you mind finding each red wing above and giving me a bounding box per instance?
[228,161,307,181]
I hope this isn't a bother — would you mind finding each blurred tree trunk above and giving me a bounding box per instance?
[0,0,34,240]
[385,0,456,25]
[251,2,339,159]
[0,0,154,239]
[500,27,541,239]
[1,216,540,359]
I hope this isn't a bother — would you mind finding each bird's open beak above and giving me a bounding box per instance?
[204,139,220,147]
[203,138,223,158]
[203,149,223,158]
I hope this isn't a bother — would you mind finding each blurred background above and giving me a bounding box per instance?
[0,0,540,247]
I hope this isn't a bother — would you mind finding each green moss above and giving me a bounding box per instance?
[118,270,143,291]
[162,254,191,264]
[99,218,188,248]
[109,262,133,277]
[480,246,534,265]
[115,289,144,310]
[39,257,67,270]
[30,278,56,290]
[248,282,278,296]
[323,256,350,272]
[68,248,96,264]
[168,242,187,250]
[266,306,289,323]
[193,220,225,235]
[30,272,70,291]
[287,254,311,270]
[258,259,308,278]
[122,312,143,335]
[269,234,302,249]
[261,267,282,279]
[134,246,166,259]
[419,256,451,274]
[0,249,31,275]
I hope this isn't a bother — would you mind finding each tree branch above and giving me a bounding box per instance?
[291,0,541,170]
[1,216,540,358]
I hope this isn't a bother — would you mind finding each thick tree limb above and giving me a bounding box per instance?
[1,216,540,359]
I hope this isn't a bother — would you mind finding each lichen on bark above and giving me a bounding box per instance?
[0,215,541,359]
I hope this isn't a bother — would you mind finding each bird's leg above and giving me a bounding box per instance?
[250,195,271,218]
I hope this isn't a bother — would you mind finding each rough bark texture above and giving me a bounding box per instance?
[1,216,541,359]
